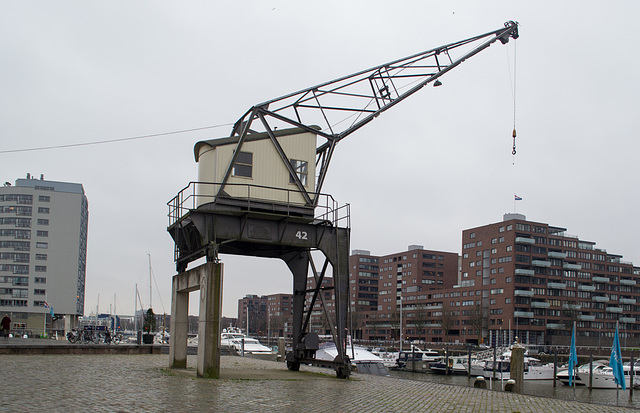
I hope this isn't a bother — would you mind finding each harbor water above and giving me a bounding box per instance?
[390,369,640,409]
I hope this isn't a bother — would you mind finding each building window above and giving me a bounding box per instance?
[36,242,48,249]
[38,207,50,214]
[35,266,46,272]
[232,151,253,178]
[35,254,47,261]
[38,196,50,202]
[34,289,46,295]
[34,277,46,283]
[289,159,308,186]
[37,219,49,225]
[36,230,48,237]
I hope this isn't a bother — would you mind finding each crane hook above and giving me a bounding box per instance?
[511,128,517,155]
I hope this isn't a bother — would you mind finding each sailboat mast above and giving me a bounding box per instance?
[148,253,152,309]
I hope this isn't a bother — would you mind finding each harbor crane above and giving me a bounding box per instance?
[168,21,519,379]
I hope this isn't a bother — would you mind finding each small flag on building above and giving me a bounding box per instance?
[514,194,523,201]
[610,322,626,390]
[44,301,54,317]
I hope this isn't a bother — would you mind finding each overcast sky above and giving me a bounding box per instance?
[2,2,639,318]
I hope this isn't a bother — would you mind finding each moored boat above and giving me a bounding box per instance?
[430,356,468,375]
[316,342,389,376]
[557,361,640,389]
[482,352,555,380]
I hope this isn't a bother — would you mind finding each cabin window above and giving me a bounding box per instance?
[289,159,308,186]
[232,152,253,178]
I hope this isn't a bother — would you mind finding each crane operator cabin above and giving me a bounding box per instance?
[193,127,318,215]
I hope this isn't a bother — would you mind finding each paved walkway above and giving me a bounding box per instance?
[1,352,638,412]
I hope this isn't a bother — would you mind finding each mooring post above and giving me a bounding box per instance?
[553,353,557,388]
[630,353,634,397]
[510,342,524,393]
[589,354,593,390]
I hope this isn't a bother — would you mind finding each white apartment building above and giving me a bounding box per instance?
[0,175,88,334]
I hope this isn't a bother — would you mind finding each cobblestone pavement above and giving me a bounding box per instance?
[2,354,638,412]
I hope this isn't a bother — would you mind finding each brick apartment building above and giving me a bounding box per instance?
[349,247,460,341]
[240,213,640,348]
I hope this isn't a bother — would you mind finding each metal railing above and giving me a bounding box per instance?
[168,182,350,229]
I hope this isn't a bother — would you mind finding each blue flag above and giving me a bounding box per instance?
[610,323,626,390]
[568,322,578,386]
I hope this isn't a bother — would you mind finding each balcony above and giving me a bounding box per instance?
[592,296,610,303]
[620,298,636,305]
[563,263,582,271]
[548,251,567,259]
[515,268,535,276]
[620,279,637,286]
[531,301,550,309]
[516,237,535,245]
[425,304,443,310]
[620,317,636,323]
[606,307,623,313]
[563,303,582,310]
[532,260,551,268]
[592,276,609,283]
[578,285,596,292]
[578,314,596,321]
[547,323,565,329]
[547,282,567,290]
[514,311,534,318]
[514,289,534,297]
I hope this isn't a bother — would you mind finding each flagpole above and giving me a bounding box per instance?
[617,321,620,406]
[573,321,576,400]
[569,321,577,400]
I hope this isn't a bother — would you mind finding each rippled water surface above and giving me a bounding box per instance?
[390,369,640,409]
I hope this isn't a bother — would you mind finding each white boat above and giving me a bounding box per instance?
[370,348,400,368]
[430,356,468,375]
[220,327,247,349]
[557,361,640,389]
[315,342,389,376]
[482,352,555,380]
[396,346,441,369]
[229,336,278,361]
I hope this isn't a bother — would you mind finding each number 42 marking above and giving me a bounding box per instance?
[295,231,308,240]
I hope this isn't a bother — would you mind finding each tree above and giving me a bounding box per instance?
[440,304,455,343]
[143,308,156,333]
[411,308,430,342]
[469,302,488,344]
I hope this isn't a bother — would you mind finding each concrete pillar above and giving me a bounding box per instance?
[169,274,189,369]
[510,343,525,393]
[197,262,223,378]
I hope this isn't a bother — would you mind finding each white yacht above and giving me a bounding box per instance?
[315,342,389,376]
[370,348,400,368]
[557,361,640,389]
[430,356,469,375]
[396,346,441,369]
[482,351,555,380]
[229,336,278,361]
[220,327,247,349]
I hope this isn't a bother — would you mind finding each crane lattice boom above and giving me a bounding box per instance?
[221,21,519,204]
